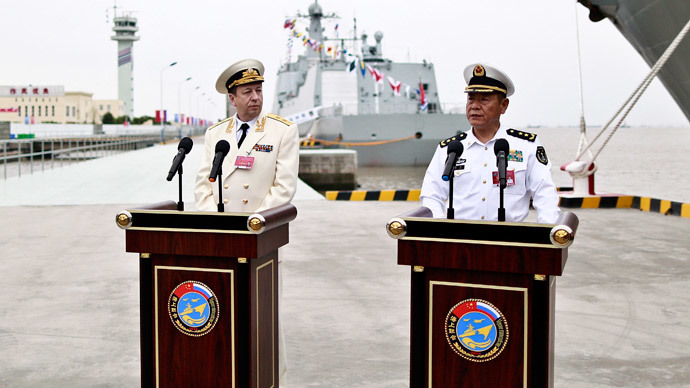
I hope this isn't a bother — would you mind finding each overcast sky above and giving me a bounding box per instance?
[2,0,688,127]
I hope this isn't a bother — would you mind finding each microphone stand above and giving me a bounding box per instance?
[497,150,506,222]
[446,166,455,220]
[498,186,505,221]
[216,165,224,212]
[176,164,184,211]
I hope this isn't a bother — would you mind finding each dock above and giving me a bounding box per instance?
[0,139,688,387]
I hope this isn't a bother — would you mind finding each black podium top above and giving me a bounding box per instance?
[387,208,579,276]
[117,201,297,258]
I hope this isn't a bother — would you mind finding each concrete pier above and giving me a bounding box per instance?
[0,139,688,387]
[299,149,358,191]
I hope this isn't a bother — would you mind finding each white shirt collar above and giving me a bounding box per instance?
[235,114,258,130]
[467,124,507,147]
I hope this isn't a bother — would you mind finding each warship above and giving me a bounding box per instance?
[578,0,690,123]
[272,1,469,166]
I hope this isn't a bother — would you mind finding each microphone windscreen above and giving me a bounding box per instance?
[178,137,193,154]
[215,140,230,156]
[494,138,510,156]
[447,140,464,155]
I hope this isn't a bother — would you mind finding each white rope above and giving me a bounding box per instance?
[574,3,594,161]
[576,15,690,163]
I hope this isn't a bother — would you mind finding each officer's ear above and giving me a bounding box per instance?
[228,93,237,107]
[500,97,509,114]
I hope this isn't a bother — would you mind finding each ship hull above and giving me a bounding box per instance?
[340,113,469,166]
[581,0,690,123]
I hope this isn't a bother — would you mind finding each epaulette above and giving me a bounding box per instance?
[208,117,231,131]
[507,128,537,142]
[267,113,293,126]
[440,132,467,147]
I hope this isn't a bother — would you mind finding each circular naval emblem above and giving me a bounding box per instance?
[168,281,219,337]
[445,299,508,362]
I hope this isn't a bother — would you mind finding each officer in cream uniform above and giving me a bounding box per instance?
[195,59,298,384]
[194,59,299,213]
[420,63,559,224]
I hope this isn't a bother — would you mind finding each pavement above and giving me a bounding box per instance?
[0,140,689,387]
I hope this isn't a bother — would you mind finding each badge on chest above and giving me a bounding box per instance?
[235,156,254,169]
[492,170,515,186]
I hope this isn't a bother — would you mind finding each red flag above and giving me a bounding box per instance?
[387,76,401,96]
[419,81,428,110]
[367,65,383,84]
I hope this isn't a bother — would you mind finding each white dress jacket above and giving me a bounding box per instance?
[194,112,299,212]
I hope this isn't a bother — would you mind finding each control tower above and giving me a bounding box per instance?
[111,10,139,119]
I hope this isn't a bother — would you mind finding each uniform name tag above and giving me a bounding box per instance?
[492,170,515,186]
[235,156,254,169]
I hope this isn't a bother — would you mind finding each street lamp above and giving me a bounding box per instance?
[189,86,200,129]
[178,76,191,137]
[205,98,213,125]
[197,92,206,127]
[160,61,177,142]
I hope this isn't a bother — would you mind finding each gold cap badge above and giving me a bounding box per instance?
[473,65,485,77]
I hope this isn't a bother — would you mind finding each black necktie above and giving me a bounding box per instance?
[238,123,249,148]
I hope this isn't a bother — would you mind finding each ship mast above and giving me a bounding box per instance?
[297,1,337,59]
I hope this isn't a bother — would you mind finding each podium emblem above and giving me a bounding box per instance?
[445,299,508,362]
[168,281,219,337]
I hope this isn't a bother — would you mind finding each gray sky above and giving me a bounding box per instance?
[2,0,688,127]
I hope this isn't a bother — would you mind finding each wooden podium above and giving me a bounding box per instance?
[387,208,578,388]
[116,201,296,388]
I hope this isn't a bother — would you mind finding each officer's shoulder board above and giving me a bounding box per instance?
[267,113,294,126]
[208,117,231,131]
[440,132,467,147]
[507,128,537,142]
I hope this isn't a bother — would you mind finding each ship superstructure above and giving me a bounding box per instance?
[274,1,469,166]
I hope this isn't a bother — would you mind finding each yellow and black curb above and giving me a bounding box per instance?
[325,188,690,218]
[559,195,690,217]
[300,140,321,147]
[325,189,420,201]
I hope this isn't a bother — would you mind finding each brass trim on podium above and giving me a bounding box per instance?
[403,236,562,249]
[428,281,529,388]
[405,216,550,228]
[129,226,253,235]
[256,260,275,388]
[154,265,236,388]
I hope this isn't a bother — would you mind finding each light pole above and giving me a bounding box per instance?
[189,86,200,130]
[205,98,213,125]
[160,61,177,142]
[178,76,191,138]
[197,92,206,127]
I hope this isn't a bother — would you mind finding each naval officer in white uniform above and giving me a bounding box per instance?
[194,58,299,213]
[420,63,560,223]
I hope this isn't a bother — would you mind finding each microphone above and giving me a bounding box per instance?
[494,138,510,189]
[442,140,464,181]
[166,137,194,181]
[209,140,230,183]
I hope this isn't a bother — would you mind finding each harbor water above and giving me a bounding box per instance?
[357,126,690,203]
